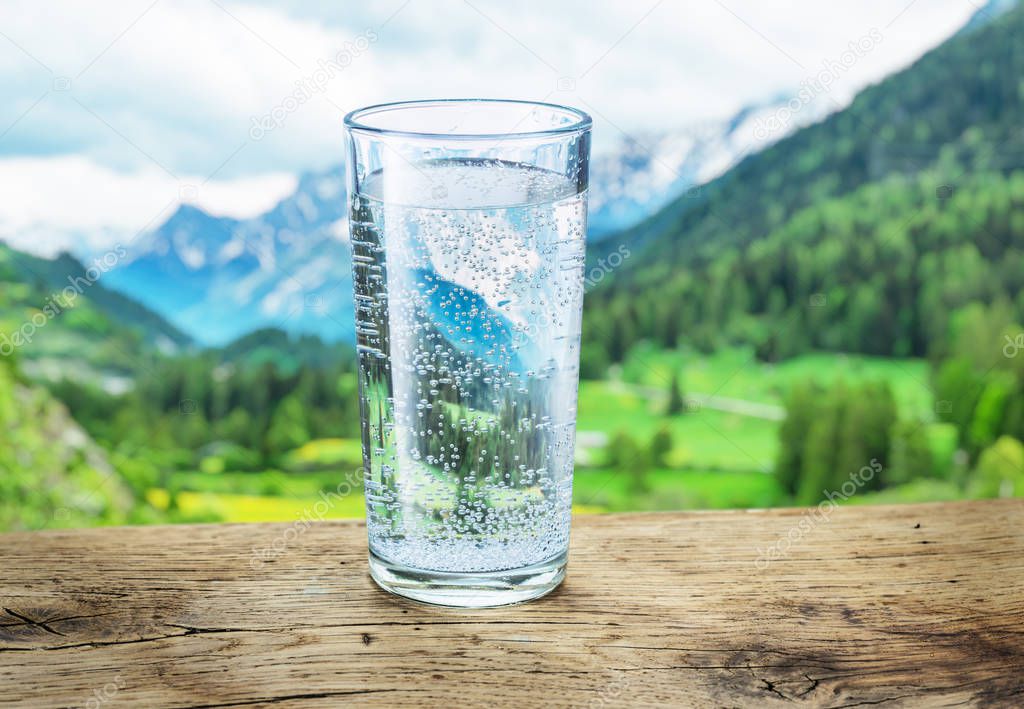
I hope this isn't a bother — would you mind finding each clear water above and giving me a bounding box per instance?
[350,158,586,573]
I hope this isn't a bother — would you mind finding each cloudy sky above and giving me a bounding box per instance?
[0,0,980,255]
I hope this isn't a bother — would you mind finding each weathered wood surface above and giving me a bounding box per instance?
[1,500,1022,708]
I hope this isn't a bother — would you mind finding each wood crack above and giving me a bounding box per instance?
[0,618,617,653]
[178,688,426,708]
[0,624,254,652]
[0,610,115,629]
[796,673,820,698]
[759,677,790,701]
[3,607,66,636]
[834,696,913,708]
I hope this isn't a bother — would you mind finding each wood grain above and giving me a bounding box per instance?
[1,500,1022,708]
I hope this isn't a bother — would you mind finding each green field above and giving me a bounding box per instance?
[619,344,934,418]
[577,346,939,474]
[577,380,778,472]
[153,349,950,523]
[574,468,783,511]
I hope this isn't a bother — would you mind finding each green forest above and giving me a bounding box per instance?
[2,5,1024,530]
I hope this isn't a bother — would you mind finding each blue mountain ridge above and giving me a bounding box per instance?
[101,95,827,346]
[104,167,352,345]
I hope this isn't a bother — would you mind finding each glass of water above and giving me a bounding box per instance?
[344,99,591,607]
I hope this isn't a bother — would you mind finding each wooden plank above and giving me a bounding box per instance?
[0,500,1022,708]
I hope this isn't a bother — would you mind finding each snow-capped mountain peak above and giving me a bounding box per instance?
[101,93,828,344]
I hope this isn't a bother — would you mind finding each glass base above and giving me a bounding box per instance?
[368,549,567,608]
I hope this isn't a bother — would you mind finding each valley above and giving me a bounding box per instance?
[1,2,1022,531]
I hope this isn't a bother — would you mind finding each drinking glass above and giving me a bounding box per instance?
[344,99,591,607]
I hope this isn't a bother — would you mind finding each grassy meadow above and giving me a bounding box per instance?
[149,347,955,523]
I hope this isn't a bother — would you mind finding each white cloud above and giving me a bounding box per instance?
[0,155,295,256]
[0,0,981,255]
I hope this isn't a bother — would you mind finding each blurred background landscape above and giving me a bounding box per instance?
[2,0,1023,530]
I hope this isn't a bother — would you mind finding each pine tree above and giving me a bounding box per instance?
[796,388,844,505]
[887,421,935,485]
[605,430,649,494]
[775,381,820,496]
[968,375,1012,456]
[649,427,673,468]
[666,372,685,416]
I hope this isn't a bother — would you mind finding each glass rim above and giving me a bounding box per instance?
[343,98,592,141]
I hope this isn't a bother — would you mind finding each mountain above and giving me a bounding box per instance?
[102,94,830,345]
[215,327,355,374]
[587,95,832,239]
[957,0,1017,35]
[104,167,352,346]
[0,243,190,346]
[103,0,1013,352]
[0,241,191,385]
[581,3,1024,365]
